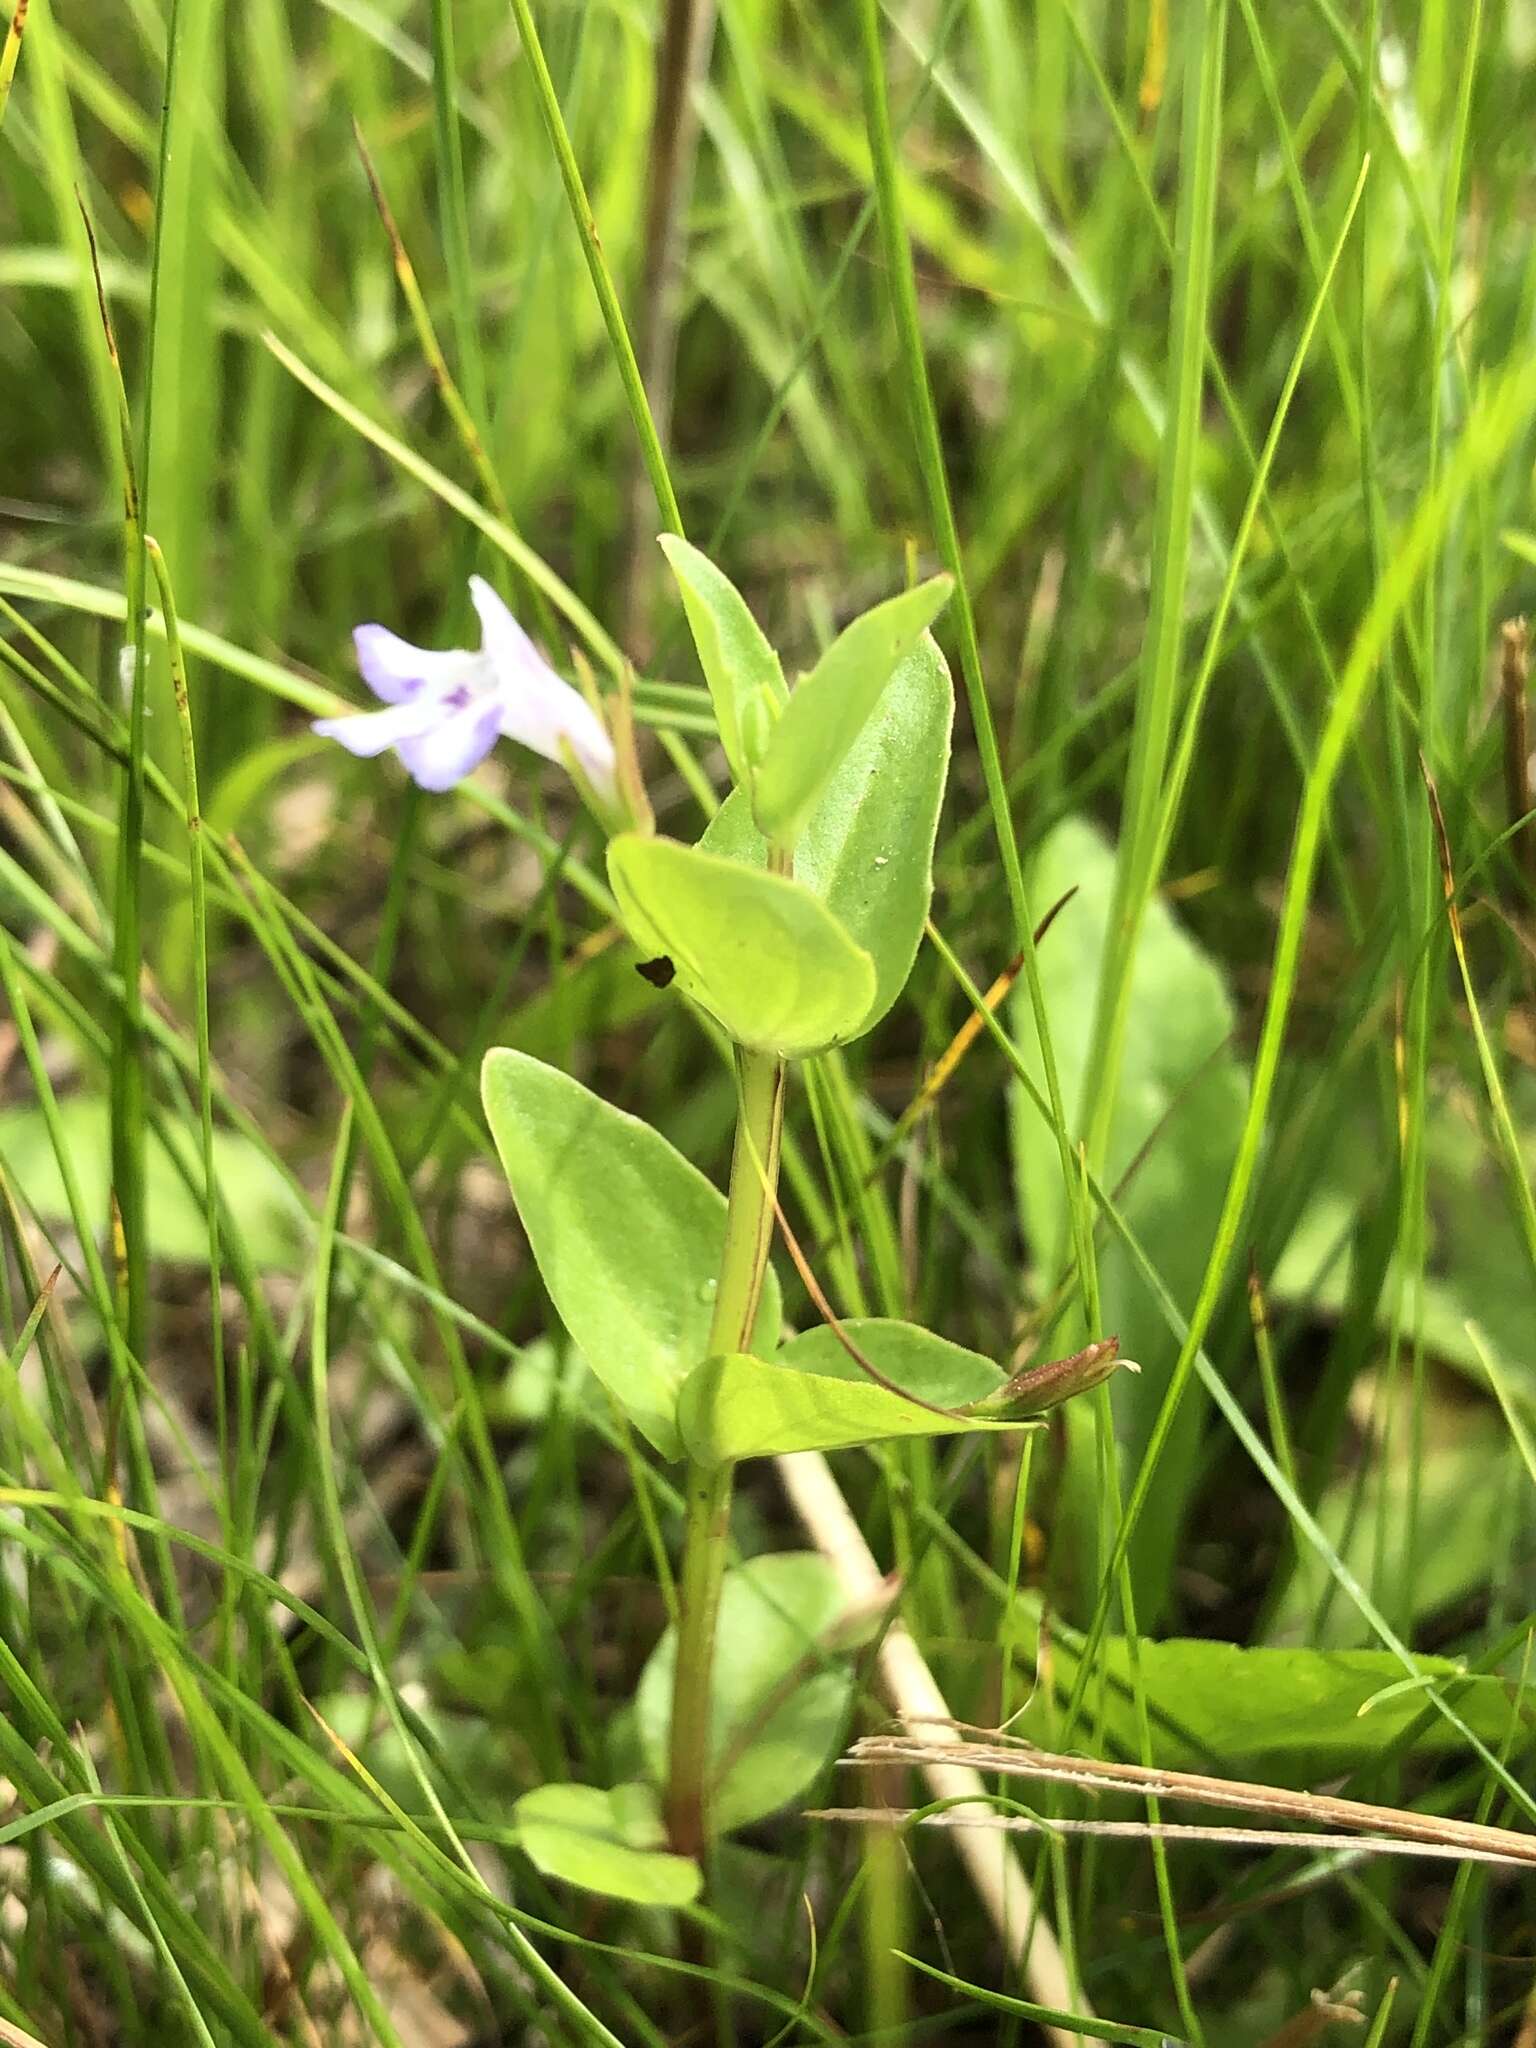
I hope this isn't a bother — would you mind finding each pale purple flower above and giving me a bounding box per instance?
[314,576,616,798]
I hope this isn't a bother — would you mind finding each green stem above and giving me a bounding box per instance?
[503,0,685,540]
[665,1047,784,1857]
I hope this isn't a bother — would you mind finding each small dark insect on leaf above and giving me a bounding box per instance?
[636,955,676,989]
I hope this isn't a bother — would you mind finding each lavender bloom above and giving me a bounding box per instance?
[314,576,616,798]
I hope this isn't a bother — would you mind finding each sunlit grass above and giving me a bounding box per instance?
[1,1,1534,2042]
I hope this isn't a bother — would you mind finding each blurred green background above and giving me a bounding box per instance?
[2,1,1536,2042]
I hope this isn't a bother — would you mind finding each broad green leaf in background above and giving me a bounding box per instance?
[481,1049,783,1458]
[505,944,657,1065]
[1256,1082,1535,1643]
[496,1336,593,1428]
[513,1781,701,1906]
[637,1552,855,1833]
[1271,1188,1503,1388]
[702,637,954,1033]
[1270,1090,1536,1410]
[750,575,953,841]
[698,1842,815,1983]
[0,1098,301,1269]
[607,834,876,1056]
[658,535,785,791]
[316,1690,502,1814]
[1003,1632,1534,1780]
[1267,1401,1515,1650]
[1010,816,1248,1622]
[678,1323,1028,1463]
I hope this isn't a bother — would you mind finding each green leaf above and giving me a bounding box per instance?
[750,575,953,841]
[658,535,785,790]
[606,834,876,1057]
[776,1317,1005,1402]
[513,1781,701,1906]
[1009,815,1248,1621]
[702,636,953,1033]
[1270,1086,1536,1412]
[0,1098,300,1269]
[481,1049,782,1458]
[678,1319,1026,1463]
[1267,1403,1513,1650]
[637,1553,854,1833]
[1003,1632,1534,1779]
[313,1690,487,1813]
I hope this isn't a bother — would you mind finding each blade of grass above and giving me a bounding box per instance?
[426,0,490,433]
[1077,0,1227,1178]
[853,0,1094,1364]
[261,332,630,674]
[0,0,27,128]
[78,196,153,1392]
[224,838,569,1768]
[503,0,684,537]
[897,1953,1176,2048]
[922,922,1536,1825]
[1064,340,1536,1726]
[1152,153,1371,882]
[11,0,117,470]
[141,0,222,764]
[622,0,717,639]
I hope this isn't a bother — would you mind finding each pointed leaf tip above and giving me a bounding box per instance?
[658,537,784,789]
[752,582,954,841]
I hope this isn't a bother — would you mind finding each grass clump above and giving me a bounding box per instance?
[1,3,1535,2043]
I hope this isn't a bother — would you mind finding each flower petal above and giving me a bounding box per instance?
[395,697,504,791]
[468,576,558,690]
[354,623,476,705]
[312,697,442,758]
[468,576,617,797]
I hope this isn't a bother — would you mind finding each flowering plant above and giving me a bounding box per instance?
[329,538,1123,1899]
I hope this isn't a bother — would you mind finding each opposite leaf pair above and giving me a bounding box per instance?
[512,1551,858,1900]
[483,1046,1012,1465]
[606,625,954,1057]
[482,1047,1113,1465]
[600,544,953,1058]
[659,534,952,844]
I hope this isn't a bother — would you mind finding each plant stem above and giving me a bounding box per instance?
[665,1047,784,1857]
